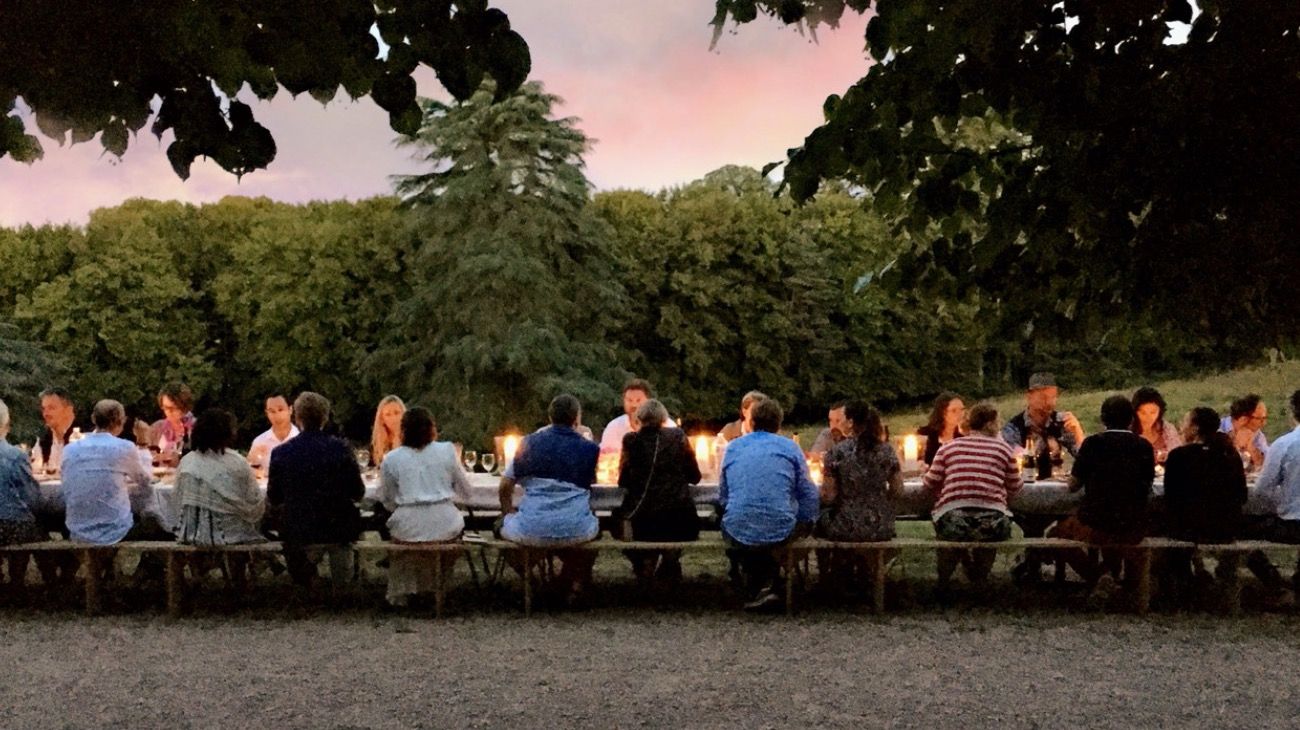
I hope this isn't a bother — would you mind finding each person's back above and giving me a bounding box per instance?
[1164,440,1246,543]
[1072,429,1154,537]
[0,440,40,526]
[62,432,147,544]
[819,438,899,542]
[267,430,364,544]
[504,423,600,543]
[719,430,818,546]
[618,419,700,542]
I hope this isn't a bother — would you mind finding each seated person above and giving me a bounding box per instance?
[817,400,902,542]
[718,397,819,611]
[1160,406,1247,602]
[148,382,196,460]
[1131,387,1181,464]
[1239,389,1300,604]
[0,398,47,590]
[1220,393,1270,471]
[498,394,601,603]
[716,390,766,445]
[378,407,472,607]
[918,392,965,465]
[62,400,172,582]
[370,395,406,467]
[31,387,76,472]
[1049,395,1155,601]
[923,404,1022,592]
[1001,372,1086,457]
[599,379,675,456]
[808,402,849,457]
[267,392,365,587]
[174,409,266,546]
[247,393,299,469]
[616,398,701,582]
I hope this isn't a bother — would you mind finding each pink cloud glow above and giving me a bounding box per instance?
[0,4,870,226]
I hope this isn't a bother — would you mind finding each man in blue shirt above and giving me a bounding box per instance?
[1241,390,1300,602]
[62,400,160,545]
[719,396,819,610]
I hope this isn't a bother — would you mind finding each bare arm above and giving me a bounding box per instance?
[498,476,517,514]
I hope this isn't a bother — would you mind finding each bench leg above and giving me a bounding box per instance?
[434,550,446,619]
[869,549,886,614]
[82,549,101,616]
[785,549,795,617]
[522,548,533,617]
[1134,548,1152,615]
[165,552,184,618]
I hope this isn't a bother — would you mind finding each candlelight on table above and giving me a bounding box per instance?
[692,435,711,475]
[902,434,920,471]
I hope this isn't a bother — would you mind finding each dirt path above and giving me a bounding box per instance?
[2,610,1298,729]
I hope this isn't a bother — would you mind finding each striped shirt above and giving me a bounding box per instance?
[923,433,1023,519]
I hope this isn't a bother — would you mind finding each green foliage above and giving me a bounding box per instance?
[376,79,626,445]
[0,1,530,178]
[0,321,61,443]
[714,1,1300,366]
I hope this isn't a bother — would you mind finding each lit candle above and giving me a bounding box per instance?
[693,435,711,476]
[503,434,520,466]
[903,434,920,470]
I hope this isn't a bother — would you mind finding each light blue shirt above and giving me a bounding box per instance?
[718,431,820,546]
[378,442,471,510]
[61,432,154,544]
[1255,425,1300,521]
[0,441,40,523]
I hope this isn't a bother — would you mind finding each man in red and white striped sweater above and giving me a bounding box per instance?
[923,404,1023,590]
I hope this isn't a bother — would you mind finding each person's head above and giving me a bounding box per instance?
[0,398,10,439]
[633,399,669,431]
[827,401,848,438]
[749,397,783,434]
[190,409,237,454]
[264,394,293,430]
[622,379,654,419]
[374,395,405,438]
[926,392,965,434]
[967,403,1001,436]
[158,382,194,425]
[1100,394,1135,431]
[1026,373,1059,414]
[38,387,75,429]
[91,399,126,436]
[1229,394,1267,432]
[740,390,768,431]
[1181,407,1225,446]
[400,407,438,450]
[844,400,884,446]
[549,393,582,427]
[1130,386,1167,435]
[293,392,330,432]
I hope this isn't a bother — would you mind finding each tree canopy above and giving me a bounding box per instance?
[712,1,1300,357]
[0,1,530,179]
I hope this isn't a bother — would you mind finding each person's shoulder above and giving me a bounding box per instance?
[251,429,275,447]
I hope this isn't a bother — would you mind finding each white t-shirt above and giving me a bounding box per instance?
[598,414,678,455]
[251,425,299,454]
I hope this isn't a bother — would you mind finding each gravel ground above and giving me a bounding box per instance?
[2,608,1299,729]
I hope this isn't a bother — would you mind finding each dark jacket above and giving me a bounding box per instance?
[267,430,364,544]
[1071,430,1155,537]
[617,426,700,541]
[1163,441,1247,543]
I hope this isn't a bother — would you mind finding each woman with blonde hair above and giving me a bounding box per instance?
[370,395,406,467]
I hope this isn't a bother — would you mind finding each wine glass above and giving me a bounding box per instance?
[462,450,478,472]
[355,448,370,470]
[480,453,497,474]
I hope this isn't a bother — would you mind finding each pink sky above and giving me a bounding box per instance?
[0,4,870,227]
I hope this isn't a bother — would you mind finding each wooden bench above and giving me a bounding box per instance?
[353,542,470,617]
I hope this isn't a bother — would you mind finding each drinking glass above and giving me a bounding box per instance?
[462,450,478,472]
[480,453,497,474]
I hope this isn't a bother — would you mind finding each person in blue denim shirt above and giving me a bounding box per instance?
[718,396,819,610]
[0,398,47,589]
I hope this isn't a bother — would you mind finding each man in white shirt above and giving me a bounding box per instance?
[32,387,76,471]
[598,379,675,456]
[248,394,299,467]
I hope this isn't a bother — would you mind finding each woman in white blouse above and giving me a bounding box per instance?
[378,407,472,607]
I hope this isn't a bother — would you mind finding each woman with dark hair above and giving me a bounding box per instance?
[377,407,471,607]
[615,398,701,582]
[1160,407,1248,604]
[1131,386,1181,464]
[817,401,903,542]
[918,392,965,465]
[174,409,265,546]
[149,382,196,463]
